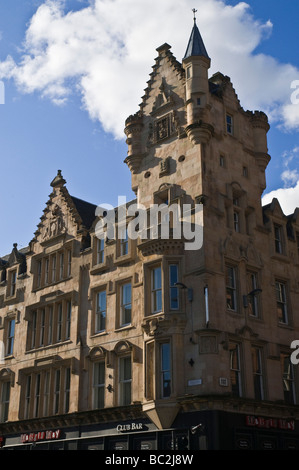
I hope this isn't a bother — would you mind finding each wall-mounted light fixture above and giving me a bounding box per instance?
[243,288,262,308]
[175,282,193,302]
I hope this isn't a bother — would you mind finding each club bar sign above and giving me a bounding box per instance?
[116,422,144,433]
[21,429,61,443]
[246,415,295,431]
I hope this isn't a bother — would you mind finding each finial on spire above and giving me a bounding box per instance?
[192,8,197,23]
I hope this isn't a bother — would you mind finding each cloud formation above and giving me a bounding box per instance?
[262,182,299,216]
[0,0,299,140]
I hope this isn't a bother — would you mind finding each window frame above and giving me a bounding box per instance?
[274,224,283,254]
[229,342,242,397]
[92,361,105,409]
[95,290,107,333]
[118,355,132,406]
[33,246,72,290]
[226,265,238,312]
[251,346,264,400]
[151,266,162,314]
[0,381,10,423]
[281,352,296,405]
[145,340,172,401]
[275,280,288,324]
[119,282,132,327]
[226,113,233,135]
[246,271,260,318]
[27,299,72,350]
[6,318,15,356]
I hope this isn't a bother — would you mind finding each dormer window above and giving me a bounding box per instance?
[7,269,17,298]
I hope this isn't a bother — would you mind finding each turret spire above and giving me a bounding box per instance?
[183,10,209,60]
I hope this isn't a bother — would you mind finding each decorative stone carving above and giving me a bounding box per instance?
[42,204,66,240]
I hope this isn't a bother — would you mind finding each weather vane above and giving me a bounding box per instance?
[192,8,197,23]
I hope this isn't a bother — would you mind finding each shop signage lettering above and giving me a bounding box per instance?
[246,415,295,431]
[116,423,143,432]
[21,429,61,443]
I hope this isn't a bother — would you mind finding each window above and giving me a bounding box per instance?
[43,371,50,417]
[96,238,105,265]
[34,373,41,418]
[274,224,283,254]
[119,356,131,406]
[226,266,237,311]
[64,367,71,413]
[24,375,31,419]
[145,342,155,400]
[45,258,49,285]
[275,281,288,324]
[120,283,131,326]
[23,367,70,416]
[281,353,295,404]
[229,342,242,397]
[59,253,64,280]
[93,362,105,409]
[219,155,225,167]
[54,369,60,414]
[247,272,260,317]
[169,264,179,310]
[34,248,72,289]
[8,269,17,297]
[51,255,57,283]
[48,307,53,345]
[243,166,248,177]
[160,342,171,398]
[151,267,162,314]
[56,303,63,342]
[96,291,106,333]
[0,381,10,422]
[37,261,42,288]
[233,211,240,232]
[67,250,72,277]
[145,341,172,400]
[119,227,129,256]
[6,319,15,356]
[66,301,72,340]
[186,66,191,79]
[226,114,233,134]
[251,347,264,400]
[28,300,72,350]
[39,309,45,346]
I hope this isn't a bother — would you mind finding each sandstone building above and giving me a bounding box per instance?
[0,18,299,450]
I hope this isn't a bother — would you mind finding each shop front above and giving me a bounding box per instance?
[0,409,298,450]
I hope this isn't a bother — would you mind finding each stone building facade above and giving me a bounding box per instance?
[0,19,299,450]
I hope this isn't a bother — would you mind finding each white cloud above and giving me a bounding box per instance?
[262,182,299,215]
[0,0,298,139]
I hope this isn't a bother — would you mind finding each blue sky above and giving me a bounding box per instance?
[0,0,299,257]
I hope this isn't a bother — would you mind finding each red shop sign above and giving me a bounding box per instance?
[246,415,295,431]
[21,429,61,443]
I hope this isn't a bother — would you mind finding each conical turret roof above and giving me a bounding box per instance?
[183,18,209,60]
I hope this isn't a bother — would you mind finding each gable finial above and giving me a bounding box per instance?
[192,8,197,23]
